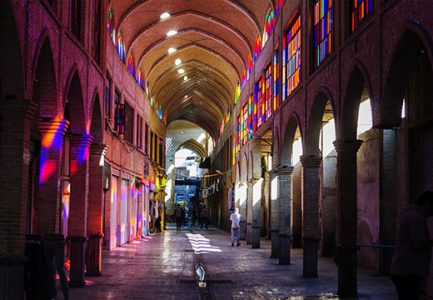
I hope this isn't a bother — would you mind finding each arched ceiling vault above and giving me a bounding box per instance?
[110,0,275,139]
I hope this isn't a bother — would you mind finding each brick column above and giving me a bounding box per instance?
[277,166,294,264]
[68,133,93,287]
[37,118,70,236]
[269,169,279,257]
[300,155,322,277]
[0,100,37,299]
[250,178,263,249]
[246,180,253,244]
[86,143,107,276]
[334,139,362,297]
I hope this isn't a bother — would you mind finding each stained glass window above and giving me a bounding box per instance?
[127,52,135,77]
[241,70,247,89]
[236,114,241,152]
[244,103,250,145]
[248,94,253,138]
[107,8,116,44]
[235,82,241,104]
[262,9,275,48]
[282,37,287,102]
[117,31,125,62]
[286,14,301,97]
[247,54,253,81]
[265,64,273,120]
[313,0,333,68]
[273,49,280,111]
[136,70,144,89]
[351,0,373,32]
[255,75,265,129]
[253,34,262,63]
[276,0,284,18]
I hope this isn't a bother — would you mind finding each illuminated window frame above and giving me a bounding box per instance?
[286,14,301,97]
[273,48,280,111]
[313,0,333,68]
[265,64,273,120]
[350,0,373,32]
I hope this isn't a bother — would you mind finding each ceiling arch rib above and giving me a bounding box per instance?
[163,84,228,120]
[118,0,260,45]
[177,139,207,159]
[152,59,234,96]
[142,30,246,75]
[157,76,231,112]
[158,75,232,109]
[147,41,242,84]
[128,10,252,53]
[148,48,238,93]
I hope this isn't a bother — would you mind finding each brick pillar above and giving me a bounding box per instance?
[334,139,362,297]
[37,118,70,236]
[86,143,107,276]
[251,178,263,249]
[269,169,279,257]
[300,155,322,277]
[0,100,36,299]
[68,133,93,287]
[277,166,294,264]
[246,180,253,244]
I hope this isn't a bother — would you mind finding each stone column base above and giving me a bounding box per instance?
[279,234,291,265]
[303,237,319,277]
[68,236,88,287]
[86,234,103,276]
[270,230,279,258]
[252,225,261,249]
[0,256,27,299]
[240,221,247,240]
[246,223,252,245]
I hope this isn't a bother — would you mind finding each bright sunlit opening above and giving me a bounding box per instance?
[178,68,185,74]
[168,47,177,54]
[160,12,171,20]
[321,119,336,157]
[197,133,206,144]
[357,99,373,135]
[292,138,303,165]
[167,30,178,37]
[175,58,182,65]
[183,75,188,81]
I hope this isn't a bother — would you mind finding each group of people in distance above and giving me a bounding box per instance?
[174,203,209,231]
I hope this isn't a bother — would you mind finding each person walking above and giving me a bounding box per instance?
[230,208,241,247]
[391,191,433,299]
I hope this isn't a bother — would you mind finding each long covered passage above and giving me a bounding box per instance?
[67,226,396,299]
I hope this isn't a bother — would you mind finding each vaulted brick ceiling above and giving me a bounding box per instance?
[110,0,275,138]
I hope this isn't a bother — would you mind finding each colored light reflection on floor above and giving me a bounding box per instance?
[186,233,222,254]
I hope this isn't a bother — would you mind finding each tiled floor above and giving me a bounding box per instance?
[66,225,397,299]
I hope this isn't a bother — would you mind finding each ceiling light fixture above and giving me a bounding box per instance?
[160,12,171,20]
[178,68,185,74]
[168,47,177,54]
[167,30,178,37]
[183,76,188,81]
[175,58,182,66]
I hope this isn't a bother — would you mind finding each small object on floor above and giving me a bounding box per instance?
[231,243,234,247]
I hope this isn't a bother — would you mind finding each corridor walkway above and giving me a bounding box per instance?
[69,226,397,299]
